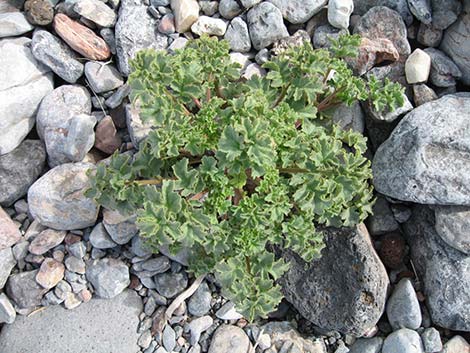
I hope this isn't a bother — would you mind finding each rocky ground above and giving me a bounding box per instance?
[0,0,470,352]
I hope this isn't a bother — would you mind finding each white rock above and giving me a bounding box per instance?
[0,293,16,324]
[73,0,116,27]
[328,0,354,30]
[242,63,265,80]
[405,49,431,84]
[171,0,199,33]
[0,12,33,38]
[191,15,227,36]
[215,301,243,320]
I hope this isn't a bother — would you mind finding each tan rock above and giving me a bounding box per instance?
[28,229,66,255]
[405,48,431,84]
[53,13,111,61]
[36,258,65,289]
[0,207,21,251]
[171,0,199,33]
[350,37,400,75]
[94,116,122,155]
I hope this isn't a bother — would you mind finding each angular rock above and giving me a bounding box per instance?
[224,17,251,53]
[367,196,399,236]
[208,325,251,353]
[102,209,138,245]
[215,301,243,320]
[28,229,66,255]
[441,336,470,353]
[188,281,211,316]
[0,12,33,38]
[382,329,424,353]
[386,278,422,330]
[86,258,130,298]
[73,0,116,27]
[434,205,470,255]
[247,2,289,50]
[171,0,199,33]
[417,23,443,47]
[421,328,442,353]
[84,61,123,94]
[431,0,461,30]
[349,337,383,353]
[0,247,16,289]
[328,0,354,29]
[36,258,65,289]
[0,293,16,324]
[424,48,462,87]
[191,15,227,36]
[90,222,117,249]
[405,49,431,84]
[412,83,438,106]
[64,255,85,274]
[279,224,389,336]
[24,0,53,26]
[353,0,413,26]
[105,83,130,109]
[6,270,48,309]
[268,0,327,24]
[0,208,21,251]
[154,272,187,298]
[28,163,99,230]
[32,29,84,84]
[350,37,399,76]
[408,0,432,24]
[372,94,470,205]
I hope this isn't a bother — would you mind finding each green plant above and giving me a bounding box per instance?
[87,35,404,321]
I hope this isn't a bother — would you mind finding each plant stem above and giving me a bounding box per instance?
[133,177,176,186]
[317,87,345,112]
[245,256,252,275]
[278,167,309,174]
[163,87,192,116]
[214,79,224,99]
[271,84,290,108]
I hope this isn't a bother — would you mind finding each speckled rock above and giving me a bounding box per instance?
[247,2,289,50]
[208,325,252,353]
[86,258,130,299]
[328,0,354,29]
[73,0,116,27]
[424,48,462,87]
[349,337,383,353]
[84,61,124,94]
[6,270,48,309]
[434,205,470,255]
[102,209,138,245]
[224,17,251,52]
[268,0,327,24]
[0,208,22,251]
[28,229,66,255]
[386,278,422,330]
[24,0,53,26]
[431,0,462,30]
[382,328,424,353]
[0,12,33,37]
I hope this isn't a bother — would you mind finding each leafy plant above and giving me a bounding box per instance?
[87,35,404,321]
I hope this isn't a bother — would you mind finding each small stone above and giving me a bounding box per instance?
[131,236,151,258]
[367,196,399,236]
[441,336,469,353]
[382,329,424,353]
[154,272,187,298]
[67,241,86,259]
[200,1,218,16]
[242,63,265,80]
[349,337,383,353]
[158,13,175,34]
[0,12,34,38]
[54,280,72,300]
[65,256,86,274]
[420,328,442,353]
[44,291,65,305]
[64,291,82,309]
[141,257,170,273]
[24,0,53,25]
[349,37,399,76]
[208,325,251,353]
[0,247,16,290]
[191,16,227,36]
[257,333,272,350]
[84,61,124,94]
[405,49,431,84]
[73,0,116,27]
[417,23,442,47]
[94,116,122,155]
[188,281,211,316]
[6,270,48,309]
[86,258,130,298]
[328,0,353,29]
[431,0,461,30]
[378,232,406,269]
[36,258,65,289]
[102,209,138,245]
[386,278,422,330]
[78,288,92,302]
[407,0,432,24]
[163,325,176,351]
[188,315,213,345]
[224,17,251,53]
[0,207,22,251]
[0,293,16,324]
[412,84,438,106]
[215,301,243,320]
[29,229,66,255]
[424,48,462,87]
[434,205,470,255]
[62,114,97,163]
[171,0,199,33]
[105,83,130,109]
[313,24,348,49]
[100,28,116,54]
[268,0,327,24]
[271,30,310,55]
[218,0,242,19]
[247,2,289,50]
[138,330,152,349]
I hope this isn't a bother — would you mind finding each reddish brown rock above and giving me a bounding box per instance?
[378,232,407,270]
[53,13,111,61]
[0,207,21,251]
[36,258,65,289]
[94,116,122,155]
[350,37,400,75]
[29,229,66,255]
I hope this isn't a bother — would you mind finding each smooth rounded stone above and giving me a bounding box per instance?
[171,0,199,33]
[0,12,33,37]
[417,23,442,47]
[420,328,442,353]
[0,140,45,207]
[115,0,168,76]
[431,0,461,30]
[158,14,175,34]
[36,258,65,289]
[89,222,117,249]
[28,229,66,255]
[247,2,289,50]
[405,49,431,84]
[0,247,16,290]
[53,13,111,61]
[105,83,130,109]
[367,196,399,236]
[215,301,243,320]
[434,205,470,255]
[200,0,218,16]
[0,208,22,251]
[208,325,251,353]
[28,163,99,230]
[131,235,151,258]
[141,256,170,273]
[5,270,48,309]
[268,0,327,24]
[412,84,438,106]
[0,290,142,353]
[383,329,424,353]
[102,209,138,245]
[224,17,251,53]
[242,63,265,79]
[403,206,470,331]
[0,37,53,155]
[353,0,413,26]
[279,224,388,336]
[159,245,190,266]
[328,0,354,29]
[313,24,348,49]
[440,5,470,85]
[188,282,211,316]
[386,278,422,330]
[154,272,187,298]
[138,330,152,349]
[353,6,411,57]
[188,315,213,345]
[219,0,242,19]
[73,0,116,27]
[372,94,470,205]
[407,0,432,24]
[84,62,123,94]
[162,325,176,351]
[86,258,130,299]
[32,29,83,84]
[0,293,16,324]
[191,15,227,36]
[24,0,53,25]
[424,48,462,87]
[65,256,85,274]
[63,291,82,309]
[441,336,470,353]
[63,114,97,163]
[349,337,383,353]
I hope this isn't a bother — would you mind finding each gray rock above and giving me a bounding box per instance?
[0,247,16,289]
[188,281,211,316]
[131,235,152,257]
[431,0,461,30]
[349,337,383,353]
[279,224,389,336]
[200,0,218,16]
[313,24,348,49]
[28,163,99,230]
[0,12,33,38]
[126,103,156,148]
[215,301,243,320]
[224,17,251,53]
[353,0,413,26]
[86,258,130,299]
[138,330,152,349]
[412,83,438,106]
[141,256,170,272]
[31,29,84,84]
[421,328,442,353]
[191,15,227,36]
[154,272,187,298]
[5,270,48,309]
[105,83,130,109]
[100,28,116,55]
[73,0,116,27]
[417,23,443,47]
[102,209,138,245]
[89,222,117,249]
[0,37,53,155]
[208,325,251,353]
[188,315,213,345]
[372,94,470,205]
[386,278,422,330]
[403,206,470,331]
[382,329,424,353]
[65,256,86,274]
[0,290,142,353]
[0,293,16,324]
[268,0,327,24]
[407,0,432,24]
[424,48,462,87]
[441,336,470,353]
[158,245,190,266]
[0,140,46,207]
[63,114,97,162]
[434,205,470,255]
[163,325,176,351]
[328,0,354,29]
[28,229,66,255]
[84,61,124,94]
[115,0,168,76]
[247,2,289,50]
[218,0,242,20]
[367,196,399,236]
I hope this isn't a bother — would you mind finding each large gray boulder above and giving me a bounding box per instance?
[372,94,470,205]
[403,206,470,331]
[0,291,142,353]
[434,205,470,255]
[279,224,389,336]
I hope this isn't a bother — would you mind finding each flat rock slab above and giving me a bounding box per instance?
[0,290,142,353]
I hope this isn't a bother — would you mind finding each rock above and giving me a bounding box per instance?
[28,163,99,230]
[24,0,53,25]
[353,0,413,26]
[188,282,211,316]
[0,247,16,289]
[434,205,470,255]
[0,140,45,207]
[271,30,310,54]
[0,293,16,324]
[242,63,265,79]
[171,0,199,33]
[279,224,389,336]
[354,6,411,57]
[0,290,142,353]
[268,0,327,24]
[102,209,138,245]
[131,235,151,258]
[0,208,21,251]
[89,222,117,249]
[367,196,399,236]
[403,206,470,331]
[28,229,66,255]
[53,13,111,61]
[382,329,424,353]
[5,270,48,309]
[372,94,470,205]
[349,337,383,353]
[424,48,462,87]
[328,0,354,29]
[417,23,443,47]
[126,103,156,148]
[441,336,470,353]
[141,257,170,272]
[431,0,461,30]
[73,0,116,27]
[261,322,326,353]
[115,0,168,76]
[350,37,399,76]
[36,258,65,289]
[331,102,365,133]
[0,12,33,37]
[63,291,81,309]
[191,16,227,36]
[0,37,53,155]
[420,328,442,353]
[407,0,431,24]
[65,256,85,274]
[386,278,422,330]
[405,49,431,84]
[365,91,413,122]
[158,14,175,34]
[105,83,130,109]
[84,62,123,94]
[230,52,250,72]
[247,2,289,50]
[218,0,241,20]
[378,232,406,269]
[158,245,190,266]
[62,114,97,163]
[412,84,438,106]
[215,301,243,320]
[440,5,470,85]
[313,24,348,49]
[162,325,176,351]
[138,330,152,349]
[188,315,213,345]
[224,17,251,52]
[86,258,130,298]
[199,1,218,16]
[154,272,187,298]
[208,325,251,353]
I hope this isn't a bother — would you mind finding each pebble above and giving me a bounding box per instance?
[408,0,432,24]
[64,291,82,309]
[102,209,138,245]
[11,240,28,264]
[412,84,438,106]
[328,0,353,29]
[367,196,399,236]
[158,13,175,34]
[73,0,116,27]
[405,49,431,84]
[200,1,218,16]
[86,258,130,298]
[349,337,383,353]
[215,301,243,320]
[84,61,124,94]
[218,0,242,19]
[313,24,348,49]
[54,280,72,301]
[65,256,86,274]
[28,229,66,255]
[441,336,470,353]
[188,282,211,316]
[382,328,424,353]
[420,328,442,353]
[188,315,213,345]
[269,0,327,24]
[105,83,130,109]
[154,272,188,298]
[208,325,251,353]
[163,325,176,352]
[131,235,152,258]
[94,116,122,155]
[0,293,16,324]
[6,270,48,309]
[386,278,422,330]
[0,12,34,38]
[224,17,251,53]
[24,0,54,25]
[63,114,97,163]
[0,207,22,251]
[417,23,442,47]
[171,0,199,33]
[67,241,86,259]
[36,258,65,289]
[247,2,289,50]
[138,330,152,349]
[191,15,227,36]
[424,48,462,87]
[141,256,170,273]
[0,247,17,289]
